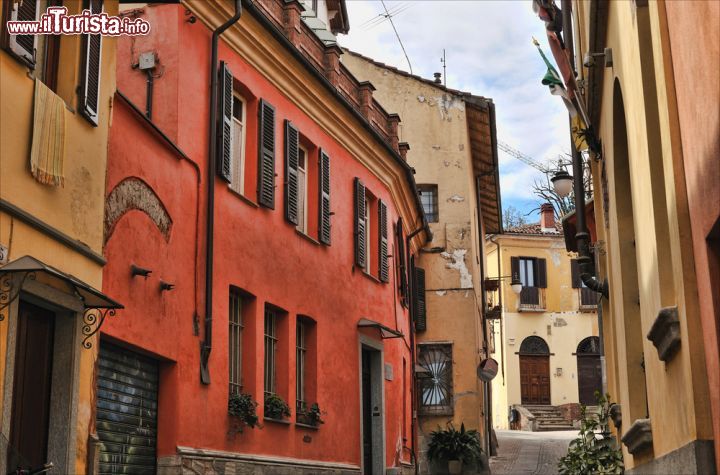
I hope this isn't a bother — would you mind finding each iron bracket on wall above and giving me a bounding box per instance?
[82,308,118,349]
[0,272,37,315]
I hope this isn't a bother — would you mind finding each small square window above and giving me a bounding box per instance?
[418,185,439,223]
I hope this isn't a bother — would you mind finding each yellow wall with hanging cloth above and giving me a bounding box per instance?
[0,1,119,473]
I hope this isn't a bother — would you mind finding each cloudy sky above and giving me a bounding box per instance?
[337,0,570,221]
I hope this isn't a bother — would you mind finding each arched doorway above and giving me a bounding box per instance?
[576,337,602,405]
[519,336,550,405]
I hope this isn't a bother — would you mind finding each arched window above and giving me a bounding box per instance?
[519,336,550,355]
[577,336,600,355]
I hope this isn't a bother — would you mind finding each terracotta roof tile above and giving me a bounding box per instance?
[504,221,563,235]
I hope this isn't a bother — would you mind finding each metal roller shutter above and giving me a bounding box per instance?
[96,343,158,475]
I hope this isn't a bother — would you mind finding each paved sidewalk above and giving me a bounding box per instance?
[489,430,577,475]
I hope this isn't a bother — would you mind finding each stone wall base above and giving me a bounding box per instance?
[626,439,716,475]
[157,447,415,475]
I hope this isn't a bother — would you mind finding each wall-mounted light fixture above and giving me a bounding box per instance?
[583,48,613,68]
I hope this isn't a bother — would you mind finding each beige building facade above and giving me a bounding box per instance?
[342,51,502,473]
[487,206,600,431]
[537,0,718,472]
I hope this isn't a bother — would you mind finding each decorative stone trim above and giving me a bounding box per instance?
[253,0,400,152]
[156,446,362,475]
[104,177,172,244]
[647,306,680,362]
[621,418,653,455]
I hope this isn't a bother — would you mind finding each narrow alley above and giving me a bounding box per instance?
[490,430,576,475]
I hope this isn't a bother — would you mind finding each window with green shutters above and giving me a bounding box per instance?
[257,99,276,209]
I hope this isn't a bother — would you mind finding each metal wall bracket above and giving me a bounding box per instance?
[81,308,118,349]
[0,272,36,315]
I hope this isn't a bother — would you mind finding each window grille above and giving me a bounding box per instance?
[229,290,243,394]
[418,184,439,223]
[264,307,277,398]
[296,320,306,414]
[417,344,453,415]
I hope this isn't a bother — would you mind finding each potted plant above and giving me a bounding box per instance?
[557,392,624,474]
[427,422,483,474]
[298,402,325,426]
[264,394,291,420]
[227,392,260,433]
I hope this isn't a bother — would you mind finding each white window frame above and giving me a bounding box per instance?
[296,145,309,234]
[229,92,247,195]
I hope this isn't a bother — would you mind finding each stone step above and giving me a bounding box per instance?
[537,425,575,431]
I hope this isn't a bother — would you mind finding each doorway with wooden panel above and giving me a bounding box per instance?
[518,336,551,405]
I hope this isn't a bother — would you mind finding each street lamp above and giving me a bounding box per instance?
[551,169,573,197]
[510,274,523,295]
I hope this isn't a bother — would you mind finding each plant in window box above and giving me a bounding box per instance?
[264,394,291,420]
[298,403,325,426]
[228,392,261,433]
[427,422,485,475]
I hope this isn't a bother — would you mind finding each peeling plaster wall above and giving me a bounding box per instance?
[342,53,490,463]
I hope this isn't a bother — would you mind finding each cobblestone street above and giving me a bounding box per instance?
[489,430,577,475]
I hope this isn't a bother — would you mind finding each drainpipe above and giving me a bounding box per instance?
[406,223,424,475]
[571,148,608,299]
[201,0,243,385]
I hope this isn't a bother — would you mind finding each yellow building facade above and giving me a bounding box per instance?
[487,208,600,431]
[555,0,717,472]
[0,1,120,473]
[342,51,502,473]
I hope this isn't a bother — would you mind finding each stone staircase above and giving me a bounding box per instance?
[522,405,575,431]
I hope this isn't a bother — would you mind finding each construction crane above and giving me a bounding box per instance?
[497,140,553,173]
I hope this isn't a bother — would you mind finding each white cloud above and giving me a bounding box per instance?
[338,0,571,216]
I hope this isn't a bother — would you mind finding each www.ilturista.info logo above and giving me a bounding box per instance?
[7,6,150,36]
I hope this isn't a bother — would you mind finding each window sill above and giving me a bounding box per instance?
[229,188,259,208]
[361,270,382,284]
[295,422,320,430]
[579,305,597,312]
[263,417,291,425]
[295,229,321,246]
[518,306,546,313]
[418,409,454,417]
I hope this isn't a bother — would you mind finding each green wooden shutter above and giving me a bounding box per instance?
[414,266,426,332]
[80,0,104,125]
[571,259,581,288]
[284,120,299,224]
[378,200,389,283]
[536,258,548,288]
[510,256,520,282]
[354,178,366,268]
[8,0,39,65]
[257,99,276,208]
[318,149,331,245]
[396,218,408,304]
[217,61,234,182]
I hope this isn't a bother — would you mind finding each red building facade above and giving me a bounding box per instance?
[98,1,428,474]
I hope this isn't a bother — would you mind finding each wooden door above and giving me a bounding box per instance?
[577,355,602,405]
[8,302,55,470]
[519,355,550,404]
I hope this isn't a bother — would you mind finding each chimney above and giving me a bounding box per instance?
[540,203,556,232]
[433,72,442,84]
